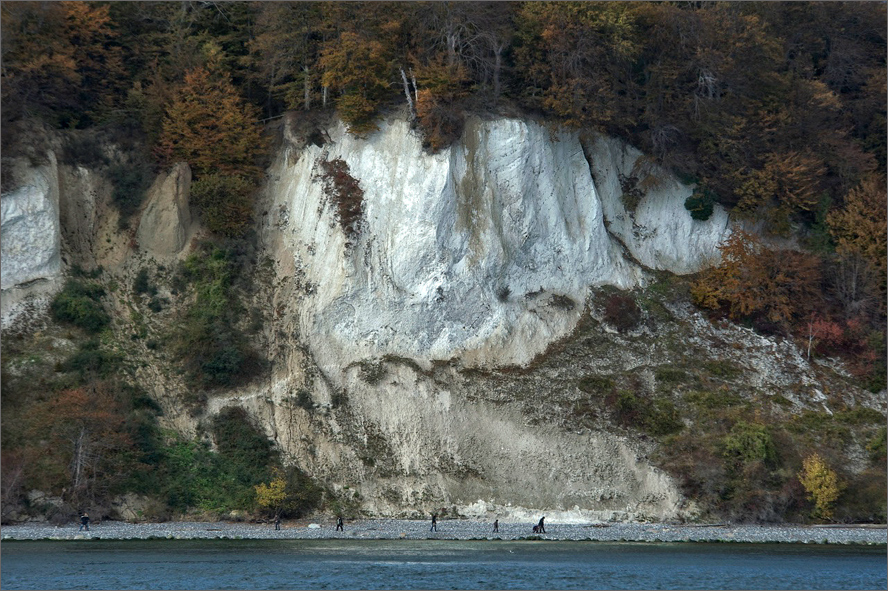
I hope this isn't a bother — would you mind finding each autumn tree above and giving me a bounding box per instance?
[156,51,267,237]
[692,230,822,329]
[828,175,888,310]
[254,468,288,519]
[247,2,323,116]
[798,453,842,521]
[514,2,640,130]
[157,59,266,179]
[320,30,392,134]
[26,385,133,503]
[0,1,124,127]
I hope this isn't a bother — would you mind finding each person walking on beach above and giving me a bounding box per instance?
[274,515,281,530]
[336,516,344,531]
[79,512,90,531]
[430,513,437,532]
[537,516,546,534]
[493,519,499,533]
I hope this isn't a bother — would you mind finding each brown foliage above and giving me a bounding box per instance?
[828,175,888,309]
[25,385,132,502]
[692,230,822,328]
[156,65,266,179]
[189,174,255,238]
[318,158,364,239]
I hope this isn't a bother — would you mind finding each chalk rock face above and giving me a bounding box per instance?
[585,134,731,274]
[268,117,644,374]
[136,162,192,257]
[266,117,730,375]
[1,152,61,291]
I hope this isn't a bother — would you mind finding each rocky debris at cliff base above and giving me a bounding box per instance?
[2,520,885,545]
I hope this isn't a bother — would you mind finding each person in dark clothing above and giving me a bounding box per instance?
[336,516,344,531]
[493,519,499,533]
[274,515,281,530]
[79,512,90,531]
[537,516,546,534]
[430,513,437,532]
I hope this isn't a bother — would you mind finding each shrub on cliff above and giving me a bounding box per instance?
[171,244,264,390]
[50,280,110,333]
[190,174,255,238]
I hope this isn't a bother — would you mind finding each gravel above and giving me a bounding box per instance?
[2,520,885,545]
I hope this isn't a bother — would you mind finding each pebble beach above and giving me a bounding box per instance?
[2,520,885,545]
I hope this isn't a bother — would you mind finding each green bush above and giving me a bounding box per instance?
[867,427,886,463]
[172,244,263,389]
[578,374,614,395]
[133,268,157,296]
[58,339,122,381]
[50,280,110,333]
[211,407,276,478]
[722,422,777,467]
[646,399,684,436]
[108,162,152,228]
[655,366,688,386]
[684,186,716,221]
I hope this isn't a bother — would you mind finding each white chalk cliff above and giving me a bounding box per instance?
[263,116,730,377]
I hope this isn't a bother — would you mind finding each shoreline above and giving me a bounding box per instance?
[2,520,885,545]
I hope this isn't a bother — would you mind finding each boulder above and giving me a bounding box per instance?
[136,162,192,257]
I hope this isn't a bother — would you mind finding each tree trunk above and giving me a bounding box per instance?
[410,69,419,103]
[322,85,328,109]
[493,44,503,100]
[71,427,87,492]
[400,68,414,117]
[303,65,311,111]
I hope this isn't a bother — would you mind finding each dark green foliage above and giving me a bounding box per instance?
[702,360,742,380]
[147,297,165,313]
[722,422,777,467]
[57,340,122,382]
[152,407,280,514]
[295,389,313,411]
[62,133,108,167]
[685,390,743,410]
[108,162,152,227]
[172,243,263,390]
[189,174,255,239]
[866,428,886,463]
[133,268,157,296]
[684,187,716,221]
[211,407,276,480]
[279,466,323,518]
[835,407,885,426]
[646,399,683,436]
[50,280,110,333]
[577,374,614,395]
[655,366,688,386]
[607,390,682,437]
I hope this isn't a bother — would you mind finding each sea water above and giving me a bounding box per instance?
[1,539,885,590]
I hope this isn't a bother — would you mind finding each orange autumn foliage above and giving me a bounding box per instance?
[692,230,822,327]
[156,66,266,179]
[828,175,888,308]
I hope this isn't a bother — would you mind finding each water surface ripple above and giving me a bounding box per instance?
[2,539,886,590]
